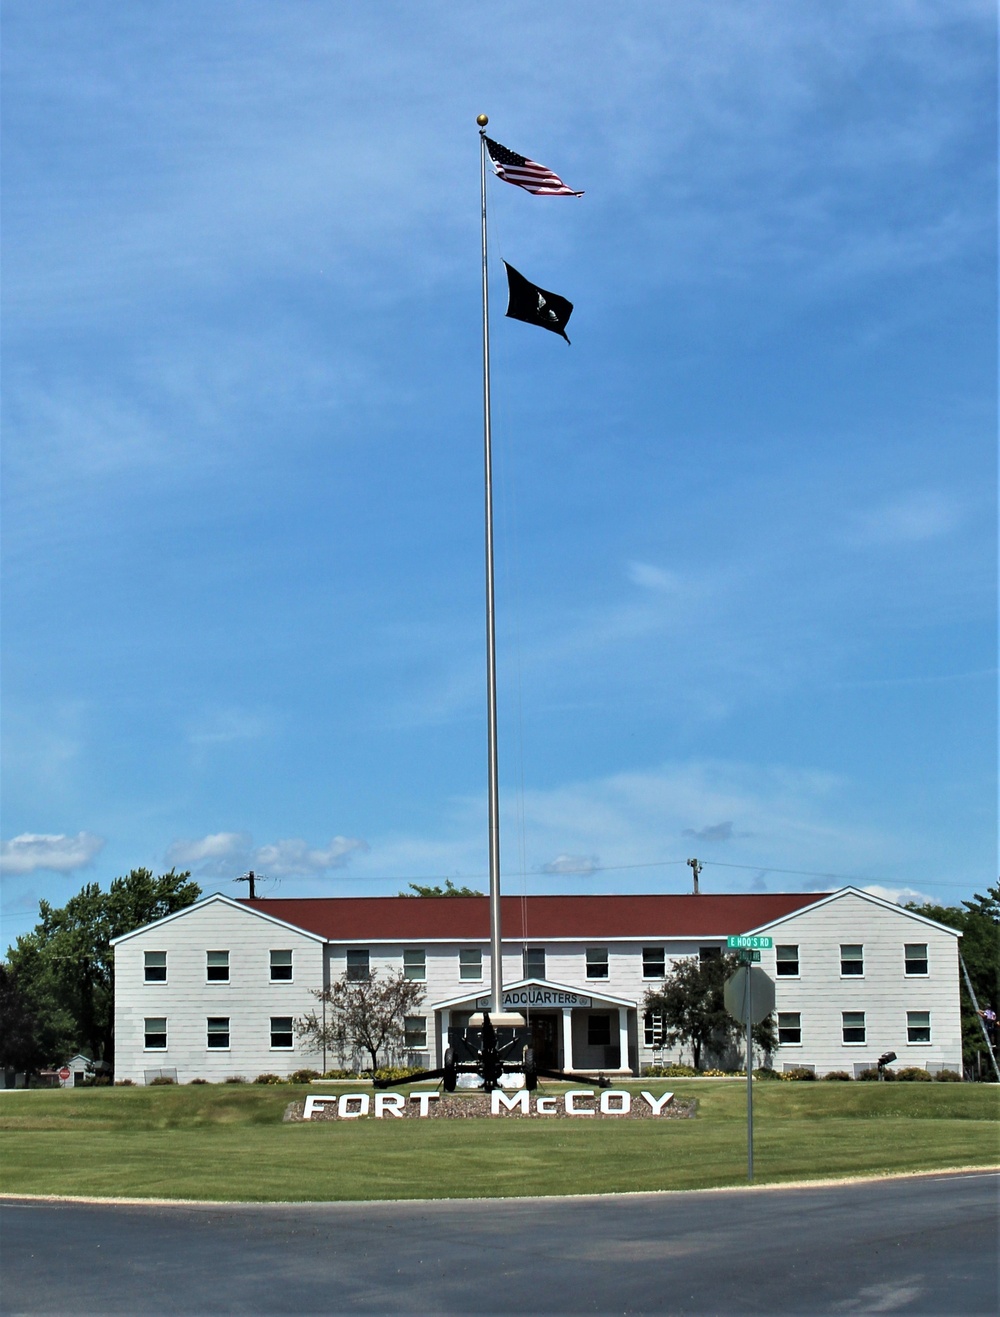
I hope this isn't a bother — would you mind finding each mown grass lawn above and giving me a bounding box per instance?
[1,1080,996,1203]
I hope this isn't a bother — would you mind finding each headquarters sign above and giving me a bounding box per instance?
[474,988,593,1009]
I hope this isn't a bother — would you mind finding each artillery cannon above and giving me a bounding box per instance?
[372,1011,612,1092]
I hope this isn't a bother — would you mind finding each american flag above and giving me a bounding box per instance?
[484,136,583,197]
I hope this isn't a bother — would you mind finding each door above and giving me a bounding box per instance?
[530,1014,559,1068]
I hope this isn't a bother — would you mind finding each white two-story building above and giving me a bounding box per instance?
[110,887,964,1083]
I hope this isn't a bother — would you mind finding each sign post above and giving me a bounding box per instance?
[724,956,775,1184]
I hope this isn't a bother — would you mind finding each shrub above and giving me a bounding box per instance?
[780,1067,817,1081]
[253,1073,285,1085]
[149,1076,175,1085]
[370,1065,423,1083]
[753,1067,780,1080]
[188,1077,208,1085]
[822,1071,853,1081]
[288,1068,321,1084]
[84,1075,112,1086]
[895,1067,932,1082]
[114,1079,136,1086]
[700,1068,731,1078]
[934,1069,962,1082]
[858,1067,895,1081]
[223,1075,247,1084]
[321,1068,356,1079]
[645,1063,698,1077]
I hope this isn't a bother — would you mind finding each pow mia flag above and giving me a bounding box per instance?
[503,262,573,343]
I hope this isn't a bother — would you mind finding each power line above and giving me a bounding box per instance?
[261,858,982,891]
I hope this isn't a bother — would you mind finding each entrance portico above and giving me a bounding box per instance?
[431,979,636,1075]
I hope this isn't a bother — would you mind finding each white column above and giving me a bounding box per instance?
[561,1008,574,1071]
[439,1010,450,1067]
[618,1007,630,1074]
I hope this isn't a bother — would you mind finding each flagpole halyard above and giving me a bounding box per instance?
[479,115,504,1018]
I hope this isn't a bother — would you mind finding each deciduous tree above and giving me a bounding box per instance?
[643,953,776,1070]
[296,970,426,1073]
[5,868,200,1068]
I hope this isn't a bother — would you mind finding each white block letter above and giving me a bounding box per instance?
[338,1093,370,1119]
[600,1090,631,1115]
[536,1095,558,1115]
[303,1094,336,1120]
[410,1091,439,1117]
[641,1090,674,1115]
[565,1089,595,1116]
[491,1089,530,1115]
[375,1092,405,1118]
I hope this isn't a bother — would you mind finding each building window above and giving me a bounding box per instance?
[459,948,482,981]
[840,945,864,977]
[775,945,799,977]
[270,1017,294,1049]
[523,947,546,979]
[403,949,426,981]
[907,1011,931,1043]
[778,1013,802,1045]
[699,946,722,962]
[642,947,665,979]
[842,1012,866,1044]
[207,1017,230,1049]
[588,1014,612,1047]
[346,950,370,981]
[206,950,230,982]
[643,1010,665,1048]
[144,952,167,983]
[904,944,928,976]
[586,947,609,979]
[404,1016,427,1049]
[144,1017,167,1049]
[270,950,293,981]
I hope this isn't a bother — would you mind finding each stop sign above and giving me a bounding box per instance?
[724,966,775,1025]
[58,1067,71,1081]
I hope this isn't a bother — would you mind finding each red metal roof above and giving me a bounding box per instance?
[241,892,825,941]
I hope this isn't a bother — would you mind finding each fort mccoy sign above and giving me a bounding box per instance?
[302,1089,676,1120]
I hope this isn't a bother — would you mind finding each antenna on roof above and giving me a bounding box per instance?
[687,857,702,895]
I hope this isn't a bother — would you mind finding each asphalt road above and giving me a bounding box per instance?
[2,1171,997,1315]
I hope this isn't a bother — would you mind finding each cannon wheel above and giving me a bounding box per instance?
[523,1047,538,1091]
[443,1047,457,1093]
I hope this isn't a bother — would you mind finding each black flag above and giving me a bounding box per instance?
[503,262,573,343]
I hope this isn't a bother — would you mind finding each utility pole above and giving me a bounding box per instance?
[687,857,702,895]
[235,870,257,899]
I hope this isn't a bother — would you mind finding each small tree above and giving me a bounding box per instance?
[296,970,426,1073]
[399,879,484,897]
[643,953,776,1070]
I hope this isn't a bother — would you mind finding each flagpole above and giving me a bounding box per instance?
[477,113,503,1017]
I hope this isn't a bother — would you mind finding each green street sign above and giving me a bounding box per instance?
[727,935,773,949]
[738,949,761,963]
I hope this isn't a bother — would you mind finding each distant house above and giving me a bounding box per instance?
[110,888,963,1082]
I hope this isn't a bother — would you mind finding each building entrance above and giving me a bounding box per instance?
[529,1013,559,1068]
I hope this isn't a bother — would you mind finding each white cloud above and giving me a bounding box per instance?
[165,831,368,880]
[0,831,105,876]
[861,884,937,907]
[166,832,252,872]
[253,837,369,878]
[847,490,963,547]
[542,854,599,875]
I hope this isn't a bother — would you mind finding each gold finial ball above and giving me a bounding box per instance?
[476,113,489,126]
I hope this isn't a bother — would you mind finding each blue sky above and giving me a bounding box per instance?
[2,0,995,945]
